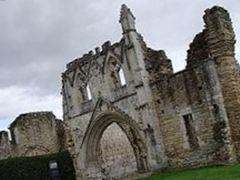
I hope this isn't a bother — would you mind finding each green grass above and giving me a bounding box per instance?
[142,164,240,180]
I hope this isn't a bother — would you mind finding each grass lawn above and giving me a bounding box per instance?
[141,164,240,180]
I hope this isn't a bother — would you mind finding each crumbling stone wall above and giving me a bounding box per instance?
[0,112,66,159]
[204,7,240,160]
[144,48,173,83]
[0,131,11,160]
[186,30,209,67]
[150,59,234,168]
[186,6,240,160]
[146,6,240,169]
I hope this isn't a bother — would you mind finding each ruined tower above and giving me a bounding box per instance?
[204,7,240,160]
[187,6,240,161]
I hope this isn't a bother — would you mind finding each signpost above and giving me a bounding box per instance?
[49,160,61,180]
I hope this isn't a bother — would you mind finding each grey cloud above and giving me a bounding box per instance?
[0,0,123,95]
[0,0,239,91]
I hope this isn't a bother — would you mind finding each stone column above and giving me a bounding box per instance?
[203,59,236,163]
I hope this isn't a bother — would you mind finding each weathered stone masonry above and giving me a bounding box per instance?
[62,4,240,179]
[0,112,66,160]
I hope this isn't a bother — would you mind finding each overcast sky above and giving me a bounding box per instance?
[0,0,239,130]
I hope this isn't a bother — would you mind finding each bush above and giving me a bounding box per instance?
[0,151,76,180]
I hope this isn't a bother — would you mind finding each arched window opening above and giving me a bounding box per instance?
[86,84,92,101]
[79,84,92,102]
[118,68,126,86]
[109,61,120,85]
[108,57,127,88]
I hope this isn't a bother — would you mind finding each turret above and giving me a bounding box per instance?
[119,4,136,34]
[118,4,144,74]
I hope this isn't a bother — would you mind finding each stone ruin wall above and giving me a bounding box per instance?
[62,5,240,179]
[146,6,240,168]
[203,7,240,160]
[150,60,234,168]
[0,131,11,160]
[62,38,164,177]
[0,112,66,160]
[186,6,240,160]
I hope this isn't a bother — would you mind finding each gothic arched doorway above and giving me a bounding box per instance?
[100,122,137,178]
[81,111,149,179]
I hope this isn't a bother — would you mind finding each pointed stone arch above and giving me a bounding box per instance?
[102,50,122,75]
[79,98,149,177]
[104,54,127,89]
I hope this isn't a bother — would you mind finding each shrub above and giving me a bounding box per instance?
[0,151,75,180]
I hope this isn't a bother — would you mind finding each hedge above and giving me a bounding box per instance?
[0,150,76,180]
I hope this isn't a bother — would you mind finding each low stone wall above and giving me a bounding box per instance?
[0,112,66,159]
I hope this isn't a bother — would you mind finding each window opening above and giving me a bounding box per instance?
[118,68,126,86]
[183,114,199,149]
[86,84,92,100]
